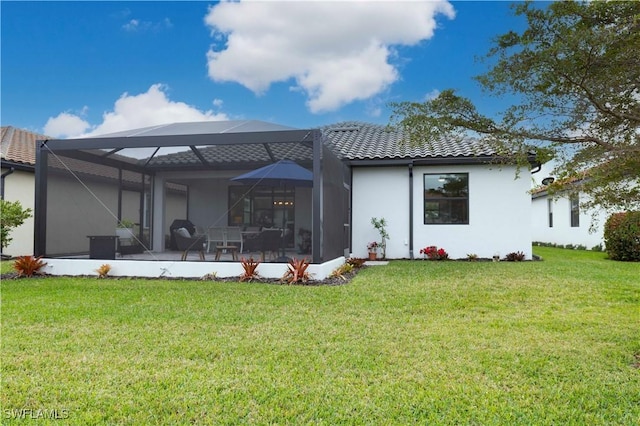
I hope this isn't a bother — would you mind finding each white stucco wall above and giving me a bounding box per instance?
[1,168,35,256]
[531,192,606,249]
[351,164,532,260]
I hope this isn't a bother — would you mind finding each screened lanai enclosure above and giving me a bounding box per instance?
[34,121,350,268]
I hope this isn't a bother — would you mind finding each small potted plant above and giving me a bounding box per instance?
[116,219,135,240]
[371,217,389,259]
[367,241,379,260]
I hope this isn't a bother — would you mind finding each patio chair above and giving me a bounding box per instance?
[257,228,283,261]
[242,226,261,252]
[173,228,206,261]
[225,226,244,253]
[207,227,226,252]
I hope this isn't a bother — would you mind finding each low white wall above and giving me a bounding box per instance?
[41,256,346,281]
[352,164,532,260]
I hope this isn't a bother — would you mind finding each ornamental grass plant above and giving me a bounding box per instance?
[1,247,638,424]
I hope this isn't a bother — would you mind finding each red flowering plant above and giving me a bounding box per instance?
[419,245,449,260]
[367,241,379,253]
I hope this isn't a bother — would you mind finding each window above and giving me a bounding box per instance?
[424,173,468,224]
[228,186,295,228]
[570,195,580,227]
[548,199,553,227]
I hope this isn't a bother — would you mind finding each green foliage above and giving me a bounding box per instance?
[420,245,449,260]
[371,217,389,258]
[0,199,32,249]
[390,1,640,213]
[534,241,593,251]
[2,248,639,424]
[12,255,46,277]
[505,251,526,262]
[330,262,354,282]
[346,257,367,268]
[604,211,640,261]
[117,219,136,228]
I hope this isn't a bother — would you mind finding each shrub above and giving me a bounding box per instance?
[466,253,479,261]
[419,246,448,260]
[330,263,353,282]
[95,264,111,278]
[13,256,47,277]
[239,257,261,282]
[505,251,526,262]
[201,272,218,280]
[604,211,640,261]
[1,200,32,249]
[347,257,367,268]
[282,258,312,284]
[591,244,603,252]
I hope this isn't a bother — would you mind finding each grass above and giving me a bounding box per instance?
[1,247,639,424]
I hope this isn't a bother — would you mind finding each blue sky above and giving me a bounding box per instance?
[1,1,528,138]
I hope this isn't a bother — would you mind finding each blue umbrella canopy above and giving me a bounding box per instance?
[231,160,313,187]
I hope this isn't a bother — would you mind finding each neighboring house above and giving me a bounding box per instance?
[531,186,607,250]
[1,126,46,256]
[33,120,537,278]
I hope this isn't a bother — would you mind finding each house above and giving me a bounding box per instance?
[531,185,607,250]
[32,120,536,278]
[323,122,536,260]
[1,126,45,257]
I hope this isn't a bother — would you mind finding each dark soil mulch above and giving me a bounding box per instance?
[0,267,363,286]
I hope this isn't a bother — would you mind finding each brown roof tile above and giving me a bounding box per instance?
[1,126,51,166]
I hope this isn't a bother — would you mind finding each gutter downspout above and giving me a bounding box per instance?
[1,167,15,199]
[408,162,414,259]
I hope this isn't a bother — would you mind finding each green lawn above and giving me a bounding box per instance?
[1,247,639,425]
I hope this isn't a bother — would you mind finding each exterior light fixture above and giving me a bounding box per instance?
[541,177,555,185]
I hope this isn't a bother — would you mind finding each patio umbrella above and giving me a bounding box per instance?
[231,160,313,258]
[230,159,313,187]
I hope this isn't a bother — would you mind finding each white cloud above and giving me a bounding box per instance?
[44,84,228,138]
[44,112,91,139]
[204,0,455,113]
[424,89,441,101]
[122,17,172,32]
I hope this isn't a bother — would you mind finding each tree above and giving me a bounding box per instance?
[1,199,32,250]
[390,1,639,212]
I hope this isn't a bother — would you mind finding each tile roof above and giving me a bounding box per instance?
[2,120,496,171]
[321,121,495,160]
[1,126,51,166]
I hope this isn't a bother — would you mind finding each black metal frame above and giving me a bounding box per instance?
[34,127,340,264]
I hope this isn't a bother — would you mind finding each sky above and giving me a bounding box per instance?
[1,1,530,139]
